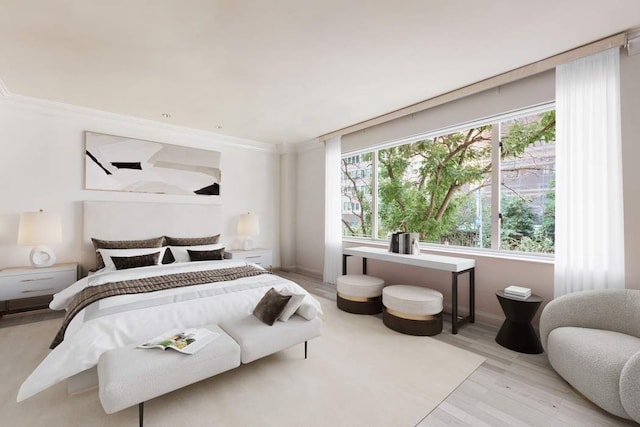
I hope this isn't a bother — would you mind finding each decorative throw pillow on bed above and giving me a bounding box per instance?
[164,234,220,246]
[169,244,224,263]
[91,237,165,270]
[187,248,225,261]
[163,235,221,264]
[97,247,167,270]
[253,288,292,326]
[111,252,161,270]
[278,292,306,321]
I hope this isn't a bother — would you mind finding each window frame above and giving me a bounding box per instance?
[341,102,556,262]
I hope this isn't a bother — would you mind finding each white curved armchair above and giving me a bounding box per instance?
[539,289,640,422]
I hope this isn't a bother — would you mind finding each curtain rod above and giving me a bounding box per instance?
[319,32,627,142]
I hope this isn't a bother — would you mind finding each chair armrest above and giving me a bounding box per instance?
[620,351,640,423]
[539,290,628,350]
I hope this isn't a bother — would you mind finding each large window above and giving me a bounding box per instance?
[341,105,556,255]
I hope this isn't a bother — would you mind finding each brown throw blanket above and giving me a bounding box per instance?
[50,265,271,349]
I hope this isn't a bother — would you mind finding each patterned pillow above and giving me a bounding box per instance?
[164,235,221,246]
[163,235,221,264]
[253,288,291,326]
[92,237,165,270]
[187,248,225,262]
[111,252,161,270]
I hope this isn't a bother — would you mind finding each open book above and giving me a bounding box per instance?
[138,328,220,355]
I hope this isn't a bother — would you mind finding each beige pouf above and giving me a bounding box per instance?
[382,285,443,336]
[337,274,385,314]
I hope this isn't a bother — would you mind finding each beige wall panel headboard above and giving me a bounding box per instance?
[82,201,221,274]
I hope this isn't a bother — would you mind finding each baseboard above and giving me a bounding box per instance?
[293,267,323,280]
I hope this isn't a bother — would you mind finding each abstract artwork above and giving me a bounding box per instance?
[84,131,221,196]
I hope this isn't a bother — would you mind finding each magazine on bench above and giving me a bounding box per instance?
[138,328,220,354]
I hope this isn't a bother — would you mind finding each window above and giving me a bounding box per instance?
[341,105,556,255]
[341,153,373,238]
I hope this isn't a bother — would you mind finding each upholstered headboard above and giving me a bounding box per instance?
[81,201,222,275]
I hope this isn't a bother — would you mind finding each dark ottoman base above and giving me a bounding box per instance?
[337,294,382,315]
[382,307,443,336]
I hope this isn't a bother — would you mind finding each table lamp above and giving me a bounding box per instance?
[17,209,63,268]
[238,213,260,250]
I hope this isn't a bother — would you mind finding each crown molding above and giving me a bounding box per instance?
[0,93,279,153]
[277,143,297,154]
[295,137,323,153]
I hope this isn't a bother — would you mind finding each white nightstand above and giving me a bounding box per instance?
[224,248,273,269]
[0,263,78,317]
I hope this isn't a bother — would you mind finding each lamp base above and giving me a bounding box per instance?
[242,238,254,251]
[30,245,56,268]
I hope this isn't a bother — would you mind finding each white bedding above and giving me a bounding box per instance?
[17,260,322,402]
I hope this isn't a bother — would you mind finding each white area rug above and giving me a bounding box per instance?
[1,297,484,426]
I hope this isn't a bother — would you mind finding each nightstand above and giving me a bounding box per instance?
[224,248,273,269]
[0,263,78,317]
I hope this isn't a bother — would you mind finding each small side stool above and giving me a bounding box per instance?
[495,290,543,354]
[337,274,385,314]
[382,285,443,336]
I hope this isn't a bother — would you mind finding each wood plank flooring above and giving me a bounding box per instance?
[277,270,637,427]
[2,271,636,426]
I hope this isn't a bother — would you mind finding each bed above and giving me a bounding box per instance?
[17,201,323,402]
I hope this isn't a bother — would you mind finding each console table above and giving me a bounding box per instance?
[342,246,475,334]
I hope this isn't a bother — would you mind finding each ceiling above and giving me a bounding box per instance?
[1,1,639,145]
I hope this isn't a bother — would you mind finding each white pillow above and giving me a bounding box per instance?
[97,247,167,271]
[296,302,319,320]
[169,244,224,263]
[278,292,306,322]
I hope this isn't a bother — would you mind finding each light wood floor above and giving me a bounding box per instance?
[277,270,637,427]
[3,272,636,426]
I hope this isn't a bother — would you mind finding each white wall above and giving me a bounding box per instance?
[293,143,325,277]
[0,96,281,270]
[279,149,297,270]
[620,51,640,290]
[294,49,640,325]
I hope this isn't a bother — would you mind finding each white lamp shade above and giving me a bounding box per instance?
[238,213,260,236]
[17,211,63,246]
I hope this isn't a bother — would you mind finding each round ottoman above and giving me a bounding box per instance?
[382,285,443,336]
[337,274,385,314]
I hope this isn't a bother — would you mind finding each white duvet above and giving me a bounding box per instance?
[17,260,322,402]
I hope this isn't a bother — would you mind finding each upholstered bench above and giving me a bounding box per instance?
[220,314,322,364]
[98,324,240,425]
[382,285,443,336]
[336,274,385,314]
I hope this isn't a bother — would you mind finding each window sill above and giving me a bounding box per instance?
[342,237,554,265]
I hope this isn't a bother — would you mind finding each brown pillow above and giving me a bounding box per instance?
[187,248,225,262]
[163,235,221,264]
[111,252,160,270]
[164,235,221,246]
[253,288,292,326]
[92,237,165,270]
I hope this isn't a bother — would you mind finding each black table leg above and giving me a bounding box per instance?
[451,272,458,334]
[362,258,367,274]
[342,254,348,275]
[469,268,475,323]
[139,402,144,427]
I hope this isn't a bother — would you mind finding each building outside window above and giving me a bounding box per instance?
[341,105,556,255]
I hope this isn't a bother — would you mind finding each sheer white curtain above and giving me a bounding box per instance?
[554,47,625,297]
[323,136,342,284]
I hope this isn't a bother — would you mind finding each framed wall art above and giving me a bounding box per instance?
[84,131,221,196]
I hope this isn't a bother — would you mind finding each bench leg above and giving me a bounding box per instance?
[305,341,308,359]
[139,402,144,427]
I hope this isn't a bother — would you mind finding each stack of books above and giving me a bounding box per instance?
[504,285,532,299]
